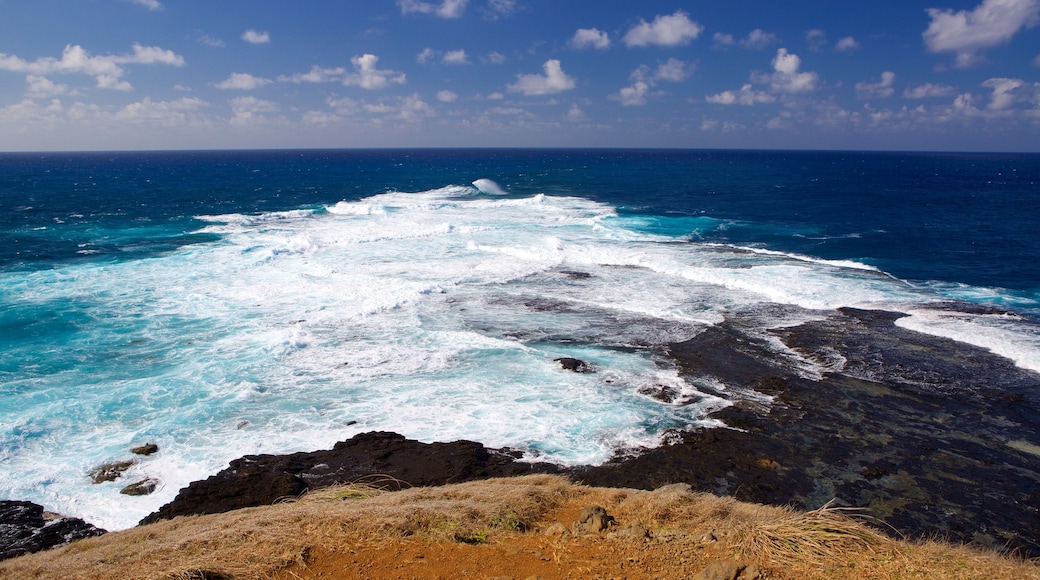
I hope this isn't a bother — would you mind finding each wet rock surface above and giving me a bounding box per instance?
[0,501,106,561]
[575,308,1040,556]
[134,307,1040,556]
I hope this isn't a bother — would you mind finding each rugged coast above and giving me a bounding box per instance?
[3,306,1039,564]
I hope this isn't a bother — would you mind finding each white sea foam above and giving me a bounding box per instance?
[473,178,508,195]
[3,185,1040,531]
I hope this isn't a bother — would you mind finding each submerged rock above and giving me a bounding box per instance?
[130,443,159,456]
[554,357,594,373]
[87,460,135,484]
[0,501,106,561]
[120,478,159,496]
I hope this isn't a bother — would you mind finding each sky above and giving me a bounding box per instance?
[0,0,1038,152]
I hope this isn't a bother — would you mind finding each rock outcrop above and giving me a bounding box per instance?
[0,501,106,561]
[140,431,559,525]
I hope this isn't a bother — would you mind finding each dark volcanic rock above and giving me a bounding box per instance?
[120,478,159,496]
[87,460,135,484]
[554,357,594,373]
[576,311,1040,557]
[140,431,559,525]
[0,501,106,561]
[131,443,159,456]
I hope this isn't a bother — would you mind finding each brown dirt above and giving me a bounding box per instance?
[2,475,1036,580]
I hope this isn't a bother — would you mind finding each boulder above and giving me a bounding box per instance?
[0,501,106,561]
[87,460,135,484]
[140,431,559,525]
[554,357,594,373]
[120,478,159,496]
[130,443,159,456]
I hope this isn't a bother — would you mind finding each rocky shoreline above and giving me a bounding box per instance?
[4,306,1039,560]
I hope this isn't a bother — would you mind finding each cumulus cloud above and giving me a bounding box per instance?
[485,0,517,19]
[364,94,434,121]
[343,54,406,90]
[229,96,278,125]
[566,104,587,121]
[197,34,225,48]
[712,33,736,48]
[904,82,959,98]
[126,0,162,10]
[442,49,469,64]
[507,59,576,95]
[484,51,506,64]
[242,29,271,44]
[855,71,896,99]
[742,29,778,49]
[114,96,208,125]
[0,43,184,91]
[611,81,652,106]
[278,66,345,84]
[570,28,611,50]
[612,58,692,106]
[417,48,437,64]
[436,89,458,102]
[983,77,1027,109]
[836,36,861,52]
[806,29,828,52]
[214,72,272,90]
[25,75,69,99]
[705,84,776,105]
[398,0,468,18]
[923,0,1040,67]
[760,48,819,93]
[623,11,703,47]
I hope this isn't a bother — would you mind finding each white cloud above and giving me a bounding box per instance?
[436,89,458,102]
[364,94,434,121]
[1034,54,1040,66]
[855,71,895,99]
[485,0,517,19]
[904,82,958,98]
[613,58,691,106]
[242,29,271,44]
[712,33,736,48]
[983,77,1026,109]
[806,29,828,52]
[278,66,345,84]
[25,75,69,99]
[923,0,1040,67]
[0,44,184,91]
[127,0,162,10]
[623,11,703,47]
[398,0,468,18]
[705,83,776,105]
[570,28,611,50]
[229,96,278,125]
[653,58,693,82]
[215,72,272,90]
[742,29,778,49]
[507,59,575,95]
[484,51,506,64]
[197,34,225,48]
[566,104,587,121]
[836,36,861,52]
[611,81,651,106]
[443,49,469,64]
[417,48,437,64]
[343,54,406,90]
[114,97,208,125]
[759,48,819,93]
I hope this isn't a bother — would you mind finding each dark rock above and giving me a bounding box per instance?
[554,357,594,373]
[87,460,135,484]
[140,431,559,525]
[120,478,159,496]
[0,501,106,561]
[131,443,159,456]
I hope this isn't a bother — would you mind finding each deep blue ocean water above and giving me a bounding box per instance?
[2,149,1039,528]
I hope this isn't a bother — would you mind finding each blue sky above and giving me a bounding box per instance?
[1,0,1038,151]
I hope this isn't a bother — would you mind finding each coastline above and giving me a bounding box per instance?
[3,306,1039,562]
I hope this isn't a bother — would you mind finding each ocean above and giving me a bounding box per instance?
[2,149,1039,531]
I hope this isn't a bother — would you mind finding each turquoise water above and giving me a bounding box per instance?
[1,149,1039,529]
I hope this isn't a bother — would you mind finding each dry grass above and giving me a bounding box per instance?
[0,475,1036,579]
